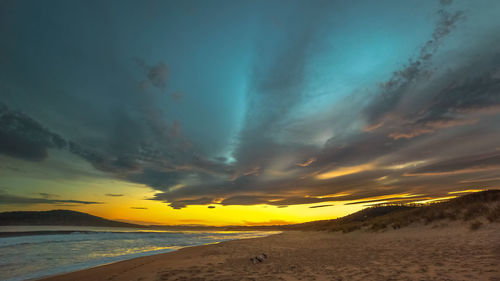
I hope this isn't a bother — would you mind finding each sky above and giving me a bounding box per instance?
[1,0,500,226]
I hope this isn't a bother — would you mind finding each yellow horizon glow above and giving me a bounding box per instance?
[1,187,489,226]
[6,199,365,226]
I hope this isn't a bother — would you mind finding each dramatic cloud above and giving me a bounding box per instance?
[1,0,499,214]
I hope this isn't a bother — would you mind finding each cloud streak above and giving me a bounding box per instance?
[105,194,124,197]
[0,193,102,205]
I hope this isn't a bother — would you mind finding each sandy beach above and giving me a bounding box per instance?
[39,223,500,281]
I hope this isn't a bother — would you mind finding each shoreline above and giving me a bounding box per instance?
[11,231,278,281]
[23,247,180,281]
[36,234,280,281]
[37,223,500,281]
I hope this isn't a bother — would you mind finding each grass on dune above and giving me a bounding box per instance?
[287,190,500,233]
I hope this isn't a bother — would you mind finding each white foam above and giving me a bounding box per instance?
[0,229,277,281]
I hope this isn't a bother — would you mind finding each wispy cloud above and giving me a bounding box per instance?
[38,193,59,199]
[0,193,101,205]
[309,204,333,209]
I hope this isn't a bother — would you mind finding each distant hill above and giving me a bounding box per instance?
[287,190,500,232]
[0,210,144,228]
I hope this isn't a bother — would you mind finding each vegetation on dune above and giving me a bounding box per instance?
[287,190,500,233]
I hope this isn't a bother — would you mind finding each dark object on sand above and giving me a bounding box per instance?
[250,253,268,264]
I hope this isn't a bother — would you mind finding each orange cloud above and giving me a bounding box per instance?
[363,121,384,132]
[447,189,485,194]
[243,166,260,176]
[316,163,374,180]
[386,160,427,170]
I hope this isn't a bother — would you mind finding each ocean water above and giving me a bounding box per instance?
[0,226,277,281]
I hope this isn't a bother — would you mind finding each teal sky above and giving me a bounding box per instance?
[1,0,500,219]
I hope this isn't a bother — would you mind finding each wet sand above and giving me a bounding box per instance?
[39,223,500,281]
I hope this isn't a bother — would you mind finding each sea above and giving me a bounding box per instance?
[0,226,277,281]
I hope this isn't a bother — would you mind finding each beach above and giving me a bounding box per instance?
[0,229,276,281]
[39,223,500,281]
